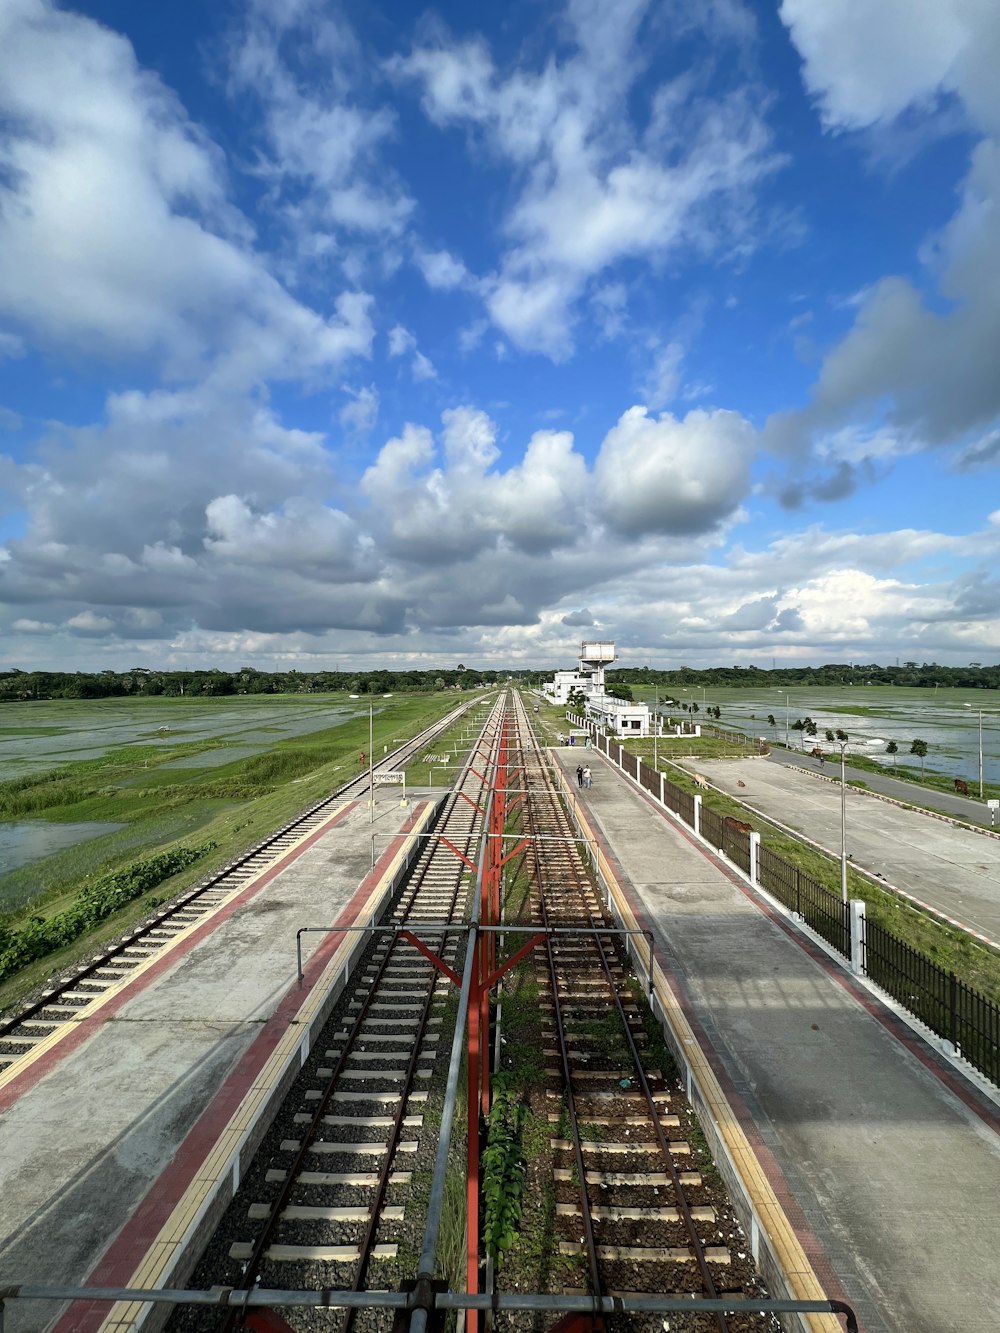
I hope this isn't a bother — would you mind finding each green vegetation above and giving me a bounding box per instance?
[0,665,507,701]
[482,1073,529,1264]
[0,691,465,1011]
[0,844,213,983]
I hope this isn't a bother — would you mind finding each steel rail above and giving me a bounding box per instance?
[514,696,731,1331]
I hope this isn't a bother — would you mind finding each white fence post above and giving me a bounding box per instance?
[659,771,665,806]
[693,793,701,836]
[749,831,760,887]
[850,899,867,975]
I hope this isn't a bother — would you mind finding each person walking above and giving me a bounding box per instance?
[583,765,592,788]
[576,764,584,787]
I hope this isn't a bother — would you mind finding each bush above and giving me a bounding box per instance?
[0,842,215,983]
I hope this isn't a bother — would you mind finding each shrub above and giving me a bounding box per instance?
[0,842,215,983]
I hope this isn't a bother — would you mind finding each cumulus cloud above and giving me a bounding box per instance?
[772,0,1000,463]
[393,2,778,357]
[594,406,757,536]
[0,0,374,386]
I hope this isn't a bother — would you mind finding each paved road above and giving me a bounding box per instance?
[685,756,1000,947]
[765,746,994,824]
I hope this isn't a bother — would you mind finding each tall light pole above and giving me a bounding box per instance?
[653,687,658,770]
[839,738,849,904]
[963,703,984,799]
[369,701,375,823]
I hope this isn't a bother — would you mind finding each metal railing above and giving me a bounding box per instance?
[574,717,1000,1087]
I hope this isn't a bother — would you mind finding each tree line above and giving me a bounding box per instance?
[0,665,509,702]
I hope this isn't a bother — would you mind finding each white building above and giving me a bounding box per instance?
[544,639,660,737]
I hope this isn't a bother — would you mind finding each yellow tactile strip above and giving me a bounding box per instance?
[559,764,843,1333]
[95,800,438,1332]
[0,802,354,1097]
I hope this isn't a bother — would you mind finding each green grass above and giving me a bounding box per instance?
[0,691,466,1013]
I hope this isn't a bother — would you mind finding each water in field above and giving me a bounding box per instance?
[0,699,364,780]
[0,820,124,874]
[635,685,1000,786]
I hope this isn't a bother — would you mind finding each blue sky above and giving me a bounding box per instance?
[1,0,999,672]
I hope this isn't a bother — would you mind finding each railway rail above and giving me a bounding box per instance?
[491,692,768,1332]
[2,689,857,1332]
[168,693,508,1330]
[0,697,476,1073]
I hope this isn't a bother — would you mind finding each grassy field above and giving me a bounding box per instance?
[0,691,473,1013]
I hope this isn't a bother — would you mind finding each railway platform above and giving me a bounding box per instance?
[0,791,440,1333]
[557,747,1000,1333]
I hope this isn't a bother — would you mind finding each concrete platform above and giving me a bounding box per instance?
[0,793,438,1333]
[557,748,1000,1333]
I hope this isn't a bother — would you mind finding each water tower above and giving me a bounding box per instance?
[578,640,616,692]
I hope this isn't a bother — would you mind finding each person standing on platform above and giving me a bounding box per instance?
[576,764,584,787]
[583,765,592,788]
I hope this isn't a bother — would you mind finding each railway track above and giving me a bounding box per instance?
[491,693,770,1332]
[9,689,802,1330]
[0,698,477,1074]
[169,694,509,1330]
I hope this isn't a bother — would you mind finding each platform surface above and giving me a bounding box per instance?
[559,748,1000,1333]
[0,793,430,1333]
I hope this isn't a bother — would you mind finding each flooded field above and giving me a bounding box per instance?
[0,821,125,875]
[636,685,1000,785]
[0,696,367,780]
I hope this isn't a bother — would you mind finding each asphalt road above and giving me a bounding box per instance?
[685,755,1000,947]
[765,746,994,823]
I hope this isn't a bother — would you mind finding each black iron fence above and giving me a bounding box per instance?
[864,920,1000,1086]
[570,716,1000,1088]
[757,847,850,958]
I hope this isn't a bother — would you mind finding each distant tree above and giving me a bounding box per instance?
[767,714,776,732]
[910,738,929,775]
[835,729,848,742]
[567,688,588,716]
[825,729,835,742]
[605,683,633,701]
[885,740,899,769]
[804,718,818,737]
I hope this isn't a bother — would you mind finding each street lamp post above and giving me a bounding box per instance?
[839,739,849,905]
[653,687,658,771]
[369,702,374,823]
[963,704,984,799]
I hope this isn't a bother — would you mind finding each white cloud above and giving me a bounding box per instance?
[643,341,685,409]
[779,0,997,133]
[340,384,379,437]
[415,248,471,289]
[225,1,413,245]
[388,324,416,357]
[595,405,757,536]
[412,350,438,382]
[0,0,374,386]
[394,6,778,357]
[12,618,55,633]
[772,0,1000,461]
[67,611,115,634]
